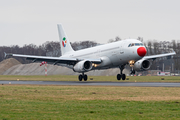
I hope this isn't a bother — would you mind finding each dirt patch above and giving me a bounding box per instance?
[2,62,129,75]
[0,58,21,75]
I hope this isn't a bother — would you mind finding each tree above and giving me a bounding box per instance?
[137,37,143,42]
[108,36,121,43]
[147,41,152,55]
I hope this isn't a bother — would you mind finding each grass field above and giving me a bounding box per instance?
[0,75,180,82]
[0,85,180,119]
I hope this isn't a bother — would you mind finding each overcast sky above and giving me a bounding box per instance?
[0,0,180,46]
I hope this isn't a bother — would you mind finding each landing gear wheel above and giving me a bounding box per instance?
[117,74,121,80]
[84,74,88,81]
[122,74,126,80]
[78,75,83,81]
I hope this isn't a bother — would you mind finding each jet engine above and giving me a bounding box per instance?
[133,59,151,71]
[73,60,92,72]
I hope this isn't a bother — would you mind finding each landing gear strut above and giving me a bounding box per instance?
[78,73,88,81]
[130,68,135,75]
[117,65,126,80]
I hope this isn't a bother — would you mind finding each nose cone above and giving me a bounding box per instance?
[137,47,147,57]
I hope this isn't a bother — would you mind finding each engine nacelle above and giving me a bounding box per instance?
[133,59,151,71]
[73,60,92,72]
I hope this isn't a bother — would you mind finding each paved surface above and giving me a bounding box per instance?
[0,80,180,87]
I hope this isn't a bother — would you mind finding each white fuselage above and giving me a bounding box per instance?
[62,39,144,69]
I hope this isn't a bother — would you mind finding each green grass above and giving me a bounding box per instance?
[1,100,180,120]
[0,75,180,82]
[0,85,180,119]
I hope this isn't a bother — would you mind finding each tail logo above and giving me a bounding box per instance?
[62,37,67,47]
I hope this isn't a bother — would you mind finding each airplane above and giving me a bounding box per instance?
[6,24,176,81]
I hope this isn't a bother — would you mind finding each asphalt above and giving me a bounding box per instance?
[0,80,180,87]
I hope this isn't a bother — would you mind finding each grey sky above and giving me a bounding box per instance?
[0,0,180,46]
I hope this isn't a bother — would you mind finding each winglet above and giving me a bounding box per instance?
[4,52,7,58]
[4,52,13,58]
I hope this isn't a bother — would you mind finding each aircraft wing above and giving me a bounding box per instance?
[5,53,102,65]
[143,50,176,60]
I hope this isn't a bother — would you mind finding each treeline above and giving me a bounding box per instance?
[0,41,98,64]
[144,39,180,72]
[0,38,180,72]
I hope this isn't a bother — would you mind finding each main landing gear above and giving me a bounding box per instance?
[78,73,88,81]
[117,65,126,80]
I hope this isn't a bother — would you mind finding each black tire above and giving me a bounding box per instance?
[117,74,121,80]
[84,74,88,81]
[133,70,135,74]
[122,74,126,80]
[78,75,83,81]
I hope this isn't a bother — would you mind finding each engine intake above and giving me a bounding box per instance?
[73,60,92,72]
[134,59,151,71]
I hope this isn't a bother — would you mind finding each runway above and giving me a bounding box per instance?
[0,80,180,87]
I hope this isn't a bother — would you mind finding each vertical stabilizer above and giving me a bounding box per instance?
[57,24,74,55]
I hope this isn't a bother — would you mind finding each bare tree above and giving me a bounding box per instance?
[137,37,143,42]
[147,41,152,55]
[108,36,121,43]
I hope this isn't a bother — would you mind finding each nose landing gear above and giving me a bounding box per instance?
[130,69,135,74]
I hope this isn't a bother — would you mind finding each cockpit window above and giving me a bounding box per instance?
[135,43,140,46]
[128,43,144,47]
